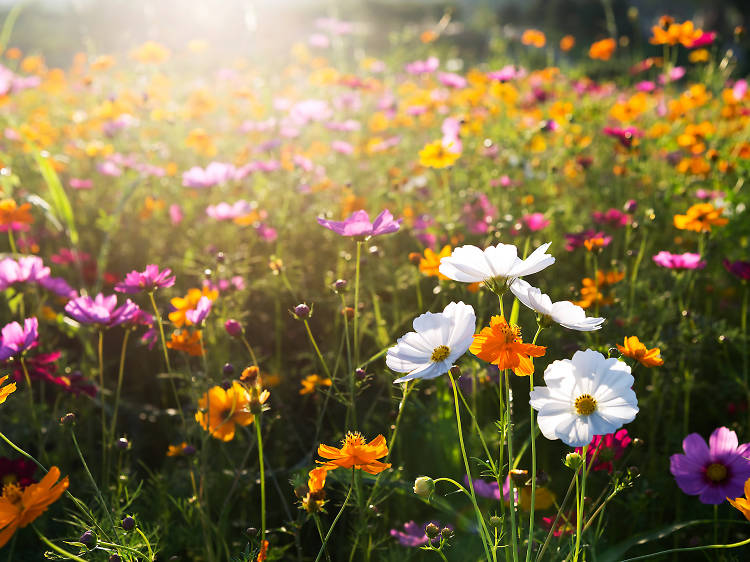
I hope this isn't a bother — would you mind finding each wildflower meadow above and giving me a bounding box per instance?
[1,1,750,560]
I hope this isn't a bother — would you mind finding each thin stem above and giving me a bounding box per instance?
[314,468,355,562]
[135,527,155,560]
[526,325,543,562]
[620,536,750,561]
[573,445,588,562]
[98,329,107,486]
[255,416,266,547]
[303,318,333,380]
[19,357,40,433]
[32,526,87,562]
[313,514,332,562]
[109,328,131,446]
[504,370,519,562]
[148,291,185,427]
[240,334,259,368]
[7,230,17,256]
[353,240,362,367]
[536,469,580,562]
[449,373,495,562]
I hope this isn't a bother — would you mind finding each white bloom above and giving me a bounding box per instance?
[529,349,638,447]
[510,279,604,331]
[387,301,476,384]
[438,242,555,286]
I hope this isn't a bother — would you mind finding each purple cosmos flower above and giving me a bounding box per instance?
[670,426,750,504]
[465,475,518,504]
[65,294,140,328]
[0,318,39,360]
[653,251,706,270]
[390,521,447,547]
[317,210,401,238]
[186,296,212,325]
[115,265,176,294]
[724,259,750,281]
[0,256,75,298]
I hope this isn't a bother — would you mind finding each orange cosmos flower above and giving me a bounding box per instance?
[470,316,546,376]
[560,35,575,51]
[195,381,265,441]
[589,38,616,60]
[419,245,451,279]
[650,21,702,47]
[169,287,218,328]
[729,478,750,521]
[617,336,664,367]
[166,442,190,457]
[521,29,546,48]
[673,203,728,232]
[420,30,438,44]
[0,376,16,405]
[0,199,34,232]
[317,432,391,475]
[167,330,204,356]
[130,41,171,64]
[301,466,328,512]
[0,466,69,547]
[299,374,332,395]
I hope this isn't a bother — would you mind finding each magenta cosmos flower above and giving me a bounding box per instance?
[65,294,140,327]
[317,210,401,238]
[670,426,750,504]
[724,259,750,281]
[115,265,176,294]
[575,429,631,473]
[0,317,38,360]
[653,251,706,270]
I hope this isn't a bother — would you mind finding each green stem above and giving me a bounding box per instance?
[314,468,355,562]
[98,329,107,486]
[620,536,750,561]
[313,514,332,562]
[109,328,131,446]
[148,291,185,427]
[573,445,588,562]
[256,416,266,547]
[449,373,495,562]
[240,334,259,368]
[504,370,519,562]
[526,326,543,562]
[19,357,39,434]
[353,240,362,367]
[303,318,333,380]
[7,229,17,256]
[32,526,87,562]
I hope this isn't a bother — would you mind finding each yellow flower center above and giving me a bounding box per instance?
[706,463,727,482]
[431,345,451,362]
[574,394,597,416]
[2,474,17,486]
[1,482,22,505]
[343,431,365,447]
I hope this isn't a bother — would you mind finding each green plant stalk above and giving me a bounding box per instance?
[620,535,750,561]
[526,325,544,562]
[19,357,40,434]
[256,416,267,548]
[32,526,87,562]
[573,445,588,562]
[314,468,355,562]
[504,369,519,562]
[449,373,495,562]
[109,328,131,449]
[353,239,363,367]
[7,230,17,256]
[148,291,185,427]
[313,514,332,562]
[339,293,355,428]
[240,334,260,368]
[303,318,333,380]
[97,329,108,486]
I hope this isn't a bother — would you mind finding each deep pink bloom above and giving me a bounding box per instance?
[593,208,630,228]
[69,178,93,190]
[724,259,750,281]
[565,230,606,251]
[0,317,39,360]
[487,65,526,81]
[317,210,401,238]
[603,126,642,148]
[65,294,140,327]
[390,521,448,547]
[224,319,243,337]
[653,251,705,270]
[0,256,49,288]
[575,429,631,473]
[522,213,550,232]
[689,31,716,48]
[115,265,176,294]
[2,351,95,397]
[0,457,36,489]
[635,81,656,92]
[670,427,750,504]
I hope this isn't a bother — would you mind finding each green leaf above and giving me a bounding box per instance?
[598,519,714,562]
[33,152,78,245]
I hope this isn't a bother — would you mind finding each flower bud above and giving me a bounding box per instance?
[293,303,311,319]
[424,523,439,538]
[116,437,130,450]
[408,252,422,265]
[109,555,122,562]
[224,319,243,337]
[489,515,502,528]
[246,527,258,537]
[79,530,97,549]
[334,279,347,291]
[627,466,640,478]
[341,306,354,320]
[60,412,76,426]
[182,444,197,456]
[223,362,235,375]
[122,515,135,531]
[355,368,366,380]
[440,527,454,539]
[632,437,644,448]
[509,468,529,487]
[413,476,435,498]
[564,452,584,470]
[449,365,462,377]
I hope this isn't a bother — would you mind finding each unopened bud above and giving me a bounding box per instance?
[293,303,311,319]
[122,515,135,531]
[424,523,439,538]
[413,476,435,498]
[440,527,454,539]
[224,319,243,337]
[408,252,422,265]
[60,412,76,426]
[489,515,502,528]
[564,452,584,470]
[79,530,97,549]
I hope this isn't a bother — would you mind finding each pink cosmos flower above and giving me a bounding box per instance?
[565,230,606,251]
[185,296,212,325]
[0,256,74,297]
[331,141,354,155]
[575,429,631,473]
[487,65,526,81]
[169,204,183,225]
[689,31,716,49]
[438,72,467,89]
[405,57,439,75]
[522,213,550,232]
[69,178,93,190]
[635,81,656,92]
[317,210,401,238]
[653,251,706,270]
[115,265,176,294]
[593,208,630,227]
[182,162,237,188]
[603,126,642,148]
[206,200,256,221]
[1,351,95,397]
[0,318,39,361]
[65,294,140,327]
[659,66,686,84]
[732,79,748,102]
[670,427,750,504]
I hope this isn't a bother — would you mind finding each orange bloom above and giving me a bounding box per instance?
[317,432,391,475]
[728,478,750,521]
[169,287,218,328]
[575,270,624,309]
[299,374,332,395]
[583,237,609,252]
[130,41,170,64]
[419,245,451,280]
[521,29,546,48]
[0,199,34,232]
[589,38,616,60]
[257,539,269,562]
[673,203,728,232]
[420,30,438,44]
[167,330,204,356]
[0,466,69,547]
[301,467,328,513]
[650,20,702,47]
[560,35,575,51]
[470,316,546,376]
[617,336,664,367]
[0,376,16,405]
[195,381,264,441]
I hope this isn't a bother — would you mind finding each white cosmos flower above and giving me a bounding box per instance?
[529,349,638,447]
[510,279,605,331]
[387,301,476,384]
[438,242,555,287]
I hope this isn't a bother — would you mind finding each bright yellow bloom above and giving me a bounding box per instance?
[470,316,546,376]
[419,140,459,168]
[689,49,710,63]
[617,336,664,367]
[299,374,332,395]
[419,245,451,280]
[728,478,750,521]
[0,466,68,547]
[195,382,262,441]
[130,41,171,64]
[185,128,217,157]
[317,432,391,475]
[0,376,16,405]
[520,486,556,511]
[673,203,727,232]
